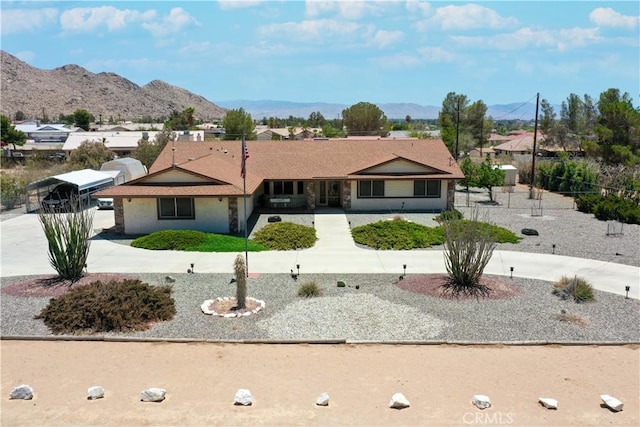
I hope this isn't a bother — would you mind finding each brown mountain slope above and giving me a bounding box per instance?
[0,50,226,121]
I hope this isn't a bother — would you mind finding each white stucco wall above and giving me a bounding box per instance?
[124,197,230,234]
[348,180,447,212]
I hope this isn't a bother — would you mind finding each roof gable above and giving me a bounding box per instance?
[353,156,448,176]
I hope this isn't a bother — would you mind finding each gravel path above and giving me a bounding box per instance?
[2,273,638,343]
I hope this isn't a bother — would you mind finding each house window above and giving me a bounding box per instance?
[297,181,304,195]
[274,181,294,195]
[158,198,195,219]
[358,180,384,197]
[413,180,441,198]
[263,182,270,194]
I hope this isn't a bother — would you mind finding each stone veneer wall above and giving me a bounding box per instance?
[305,181,316,210]
[342,180,351,209]
[228,197,238,234]
[113,198,125,234]
[447,180,455,210]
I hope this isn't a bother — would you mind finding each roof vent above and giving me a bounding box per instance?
[188,157,195,161]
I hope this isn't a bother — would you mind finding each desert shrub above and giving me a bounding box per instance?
[434,209,463,223]
[552,310,588,326]
[298,281,322,298]
[35,279,176,334]
[351,220,445,249]
[38,201,95,282]
[434,221,521,244]
[552,276,595,303]
[252,222,317,250]
[575,194,640,224]
[131,230,208,250]
[0,173,26,209]
[441,210,496,297]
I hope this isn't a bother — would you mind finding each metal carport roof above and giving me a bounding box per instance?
[26,169,115,192]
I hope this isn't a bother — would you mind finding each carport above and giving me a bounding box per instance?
[25,169,116,213]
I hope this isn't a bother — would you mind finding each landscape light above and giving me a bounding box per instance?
[403,264,407,276]
[296,264,300,275]
[510,266,514,279]
[191,263,194,273]
[552,244,556,254]
[625,286,630,299]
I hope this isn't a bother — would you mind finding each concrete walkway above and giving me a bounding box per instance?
[1,209,638,299]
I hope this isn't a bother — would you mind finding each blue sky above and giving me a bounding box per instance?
[1,1,638,107]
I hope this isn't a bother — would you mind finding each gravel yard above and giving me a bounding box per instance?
[2,272,638,343]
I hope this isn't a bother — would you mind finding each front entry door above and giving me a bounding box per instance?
[328,180,341,207]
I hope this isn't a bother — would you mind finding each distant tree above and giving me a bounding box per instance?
[439,92,469,157]
[1,115,27,149]
[73,109,92,131]
[134,128,175,168]
[466,100,490,155]
[462,158,505,202]
[14,111,26,121]
[342,102,388,136]
[165,107,196,131]
[307,111,326,128]
[222,108,256,140]
[405,115,412,124]
[69,140,113,169]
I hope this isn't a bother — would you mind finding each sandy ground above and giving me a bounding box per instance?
[1,341,638,426]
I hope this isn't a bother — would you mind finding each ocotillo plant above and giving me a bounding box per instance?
[234,254,247,309]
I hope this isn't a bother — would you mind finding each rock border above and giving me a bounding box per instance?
[200,297,265,317]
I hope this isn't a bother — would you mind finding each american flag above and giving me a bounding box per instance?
[241,137,249,178]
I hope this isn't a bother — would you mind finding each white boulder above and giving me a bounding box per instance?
[600,394,623,412]
[141,388,166,402]
[9,385,33,400]
[539,397,558,409]
[234,388,253,406]
[389,392,410,409]
[472,394,491,410]
[87,386,105,400]
[316,392,329,406]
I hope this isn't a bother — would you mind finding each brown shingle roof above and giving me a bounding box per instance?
[96,138,463,198]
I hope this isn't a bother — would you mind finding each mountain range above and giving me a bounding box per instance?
[1,50,539,122]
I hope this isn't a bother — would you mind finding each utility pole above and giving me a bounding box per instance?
[455,96,461,161]
[529,93,540,199]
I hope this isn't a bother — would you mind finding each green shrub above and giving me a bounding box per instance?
[351,219,445,249]
[434,209,463,223]
[575,194,603,213]
[575,194,640,225]
[252,222,317,250]
[0,173,26,209]
[131,230,209,250]
[35,279,176,334]
[552,276,595,303]
[298,281,322,298]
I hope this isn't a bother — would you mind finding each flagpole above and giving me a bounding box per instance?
[242,133,248,276]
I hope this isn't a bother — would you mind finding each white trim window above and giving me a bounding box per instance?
[358,180,385,198]
[413,180,441,198]
[158,197,195,219]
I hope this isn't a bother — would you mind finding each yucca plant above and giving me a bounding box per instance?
[38,197,94,282]
[552,275,595,303]
[234,254,247,309]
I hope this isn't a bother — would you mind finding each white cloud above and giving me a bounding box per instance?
[431,4,519,30]
[141,7,200,38]
[416,46,456,63]
[589,7,639,28]
[217,0,263,10]
[1,8,57,36]
[306,0,389,20]
[453,27,601,51]
[177,41,212,56]
[60,6,155,32]
[371,30,404,48]
[405,0,431,16]
[259,19,364,43]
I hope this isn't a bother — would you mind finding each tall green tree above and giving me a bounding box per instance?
[222,108,256,140]
[466,100,490,155]
[165,108,197,131]
[134,128,175,168]
[1,115,26,149]
[341,102,388,136]
[439,92,469,157]
[72,109,92,131]
[69,140,113,169]
[461,158,505,202]
[307,111,326,128]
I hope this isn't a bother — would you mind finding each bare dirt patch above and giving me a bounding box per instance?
[1,273,139,298]
[396,273,522,300]
[206,297,262,316]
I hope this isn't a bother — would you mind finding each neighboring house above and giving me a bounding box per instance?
[14,122,73,143]
[256,127,322,140]
[94,138,464,235]
[492,131,546,156]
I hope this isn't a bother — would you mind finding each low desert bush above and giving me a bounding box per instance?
[131,230,208,250]
[575,194,640,225]
[35,279,176,334]
[434,209,463,223]
[552,310,588,326]
[298,281,322,298]
[351,220,445,249]
[552,276,595,303]
[252,222,317,250]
